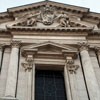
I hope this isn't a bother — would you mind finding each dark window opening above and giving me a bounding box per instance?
[35,70,67,100]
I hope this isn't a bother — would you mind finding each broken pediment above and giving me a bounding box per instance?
[21,41,78,59]
[12,4,87,28]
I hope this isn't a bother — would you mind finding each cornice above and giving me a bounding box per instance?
[0,1,100,24]
[7,1,89,14]
[7,26,93,32]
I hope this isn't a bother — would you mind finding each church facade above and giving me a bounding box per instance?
[0,1,100,100]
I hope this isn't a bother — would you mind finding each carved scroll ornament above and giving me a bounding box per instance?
[66,57,79,74]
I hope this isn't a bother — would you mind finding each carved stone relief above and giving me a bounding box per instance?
[66,57,79,74]
[13,5,85,28]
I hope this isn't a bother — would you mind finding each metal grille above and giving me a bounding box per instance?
[35,70,67,100]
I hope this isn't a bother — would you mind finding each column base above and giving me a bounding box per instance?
[0,97,18,100]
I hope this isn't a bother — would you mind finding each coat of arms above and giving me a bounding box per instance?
[40,5,56,25]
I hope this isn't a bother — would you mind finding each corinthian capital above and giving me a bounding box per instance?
[11,40,21,48]
[78,42,89,51]
[95,46,100,54]
[0,44,5,50]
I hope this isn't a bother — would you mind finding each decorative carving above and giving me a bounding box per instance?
[67,65,79,74]
[40,5,56,25]
[26,17,37,26]
[14,5,72,27]
[57,12,70,27]
[22,62,32,72]
[95,46,100,54]
[0,44,5,50]
[22,55,33,72]
[11,40,21,48]
[78,42,89,51]
[66,57,79,74]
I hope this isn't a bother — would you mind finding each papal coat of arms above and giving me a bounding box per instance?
[40,5,56,25]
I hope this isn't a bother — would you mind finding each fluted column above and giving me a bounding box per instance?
[79,43,100,100]
[4,41,20,99]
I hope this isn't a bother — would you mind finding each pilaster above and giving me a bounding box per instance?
[79,42,100,100]
[1,41,20,100]
[21,54,35,100]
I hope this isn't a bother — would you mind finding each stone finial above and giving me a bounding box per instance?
[66,57,79,74]
[78,42,89,51]
[11,40,21,48]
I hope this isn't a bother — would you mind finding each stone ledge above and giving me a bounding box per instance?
[0,97,18,100]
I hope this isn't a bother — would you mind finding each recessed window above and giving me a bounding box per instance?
[35,70,67,100]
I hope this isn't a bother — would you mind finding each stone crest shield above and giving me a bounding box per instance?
[40,5,56,25]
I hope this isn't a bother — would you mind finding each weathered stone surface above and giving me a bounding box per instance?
[0,48,11,97]
[5,46,19,97]
[80,49,100,100]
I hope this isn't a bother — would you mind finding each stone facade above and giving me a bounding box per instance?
[0,1,100,100]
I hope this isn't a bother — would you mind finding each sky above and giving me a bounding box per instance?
[0,0,100,13]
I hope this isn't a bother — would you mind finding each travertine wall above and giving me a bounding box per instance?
[0,46,100,100]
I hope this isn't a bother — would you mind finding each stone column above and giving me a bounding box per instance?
[4,41,20,99]
[32,63,35,100]
[95,47,100,67]
[0,45,3,72]
[22,55,35,100]
[79,43,100,100]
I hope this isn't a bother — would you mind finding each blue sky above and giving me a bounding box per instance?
[0,0,100,13]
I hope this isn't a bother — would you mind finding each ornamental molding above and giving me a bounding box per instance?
[21,41,78,59]
[22,55,34,72]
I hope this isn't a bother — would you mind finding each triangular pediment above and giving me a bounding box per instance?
[6,1,93,30]
[21,41,77,59]
[22,41,77,51]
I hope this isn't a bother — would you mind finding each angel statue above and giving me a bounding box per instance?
[57,12,70,27]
